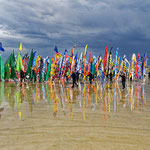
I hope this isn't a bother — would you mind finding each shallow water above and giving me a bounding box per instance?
[0,80,150,150]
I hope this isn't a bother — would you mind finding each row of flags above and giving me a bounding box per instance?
[0,43,148,82]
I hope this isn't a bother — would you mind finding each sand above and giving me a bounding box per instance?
[0,80,150,150]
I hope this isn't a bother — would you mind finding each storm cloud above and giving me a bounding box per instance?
[0,0,150,62]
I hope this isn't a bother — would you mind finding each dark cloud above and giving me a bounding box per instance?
[0,0,150,63]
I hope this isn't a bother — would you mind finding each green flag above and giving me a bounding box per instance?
[45,58,51,81]
[0,55,4,80]
[16,52,23,72]
[4,54,12,79]
[4,52,16,79]
[10,51,16,79]
[5,63,10,79]
[26,49,33,79]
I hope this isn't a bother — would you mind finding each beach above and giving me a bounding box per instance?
[0,79,150,150]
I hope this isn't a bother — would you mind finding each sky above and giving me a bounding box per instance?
[0,0,150,63]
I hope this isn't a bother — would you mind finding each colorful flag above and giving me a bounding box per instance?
[84,45,87,80]
[68,45,75,77]
[135,53,140,80]
[114,48,119,77]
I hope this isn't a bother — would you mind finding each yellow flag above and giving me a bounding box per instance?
[19,42,22,51]
[84,45,87,56]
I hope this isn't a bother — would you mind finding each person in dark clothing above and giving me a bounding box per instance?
[129,76,132,81]
[71,71,78,88]
[66,72,69,82]
[110,72,113,82]
[120,73,126,89]
[76,71,80,82]
[149,71,150,78]
[87,72,93,84]
[106,72,109,79]
[20,70,25,82]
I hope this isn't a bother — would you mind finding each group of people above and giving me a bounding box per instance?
[70,71,126,89]
[71,71,94,88]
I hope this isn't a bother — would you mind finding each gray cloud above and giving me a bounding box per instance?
[0,0,150,63]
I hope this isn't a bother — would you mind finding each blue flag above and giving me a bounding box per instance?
[64,49,68,54]
[0,42,5,52]
[54,46,58,53]
[32,51,36,67]
[74,53,78,72]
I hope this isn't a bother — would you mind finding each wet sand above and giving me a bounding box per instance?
[0,80,150,150]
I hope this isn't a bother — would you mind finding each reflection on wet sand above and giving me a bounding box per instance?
[0,80,147,120]
[0,80,150,150]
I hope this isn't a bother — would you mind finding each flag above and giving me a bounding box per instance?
[104,45,108,76]
[0,55,4,80]
[92,55,97,75]
[74,53,78,72]
[51,47,60,78]
[0,42,5,52]
[129,54,136,80]
[32,51,36,67]
[19,43,22,51]
[54,46,58,53]
[26,49,33,78]
[84,45,87,80]
[77,52,82,73]
[135,54,140,80]
[114,48,119,77]
[68,45,75,77]
[88,52,92,74]
[4,54,12,79]
[45,57,51,81]
[16,52,23,71]
[59,49,67,79]
[142,54,147,79]
[10,51,16,79]
[107,47,113,75]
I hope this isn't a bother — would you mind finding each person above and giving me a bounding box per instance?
[130,76,132,81]
[71,71,78,88]
[110,72,113,82]
[120,73,126,89]
[87,72,93,84]
[149,71,150,78]
[20,70,25,82]
[66,71,69,82]
[76,71,80,82]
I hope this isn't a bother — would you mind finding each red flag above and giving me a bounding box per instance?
[88,52,92,74]
[103,45,108,76]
